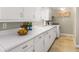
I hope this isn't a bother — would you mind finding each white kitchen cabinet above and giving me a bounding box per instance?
[44,31,50,51]
[51,28,56,43]
[44,27,56,51]
[33,26,57,52]
[24,7,49,21]
[1,7,37,21]
[0,26,57,52]
[34,34,44,52]
[56,25,60,38]
[48,30,53,47]
[0,7,53,22]
[1,7,23,21]
[41,8,49,21]
[41,8,52,21]
[23,7,36,21]
[9,40,33,52]
[34,7,43,21]
[7,26,57,52]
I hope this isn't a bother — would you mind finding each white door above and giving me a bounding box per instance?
[34,34,44,52]
[1,7,23,21]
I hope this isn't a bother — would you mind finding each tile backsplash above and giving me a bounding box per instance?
[0,22,22,31]
[0,21,43,31]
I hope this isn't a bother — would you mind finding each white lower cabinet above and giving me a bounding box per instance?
[56,25,60,38]
[44,31,50,51]
[44,27,56,51]
[50,27,56,44]
[9,26,57,52]
[9,40,33,52]
[34,34,44,52]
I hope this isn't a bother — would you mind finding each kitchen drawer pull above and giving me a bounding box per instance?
[33,49,35,52]
[49,35,51,39]
[47,32,48,34]
[22,45,28,49]
[39,36,41,38]
[44,32,48,35]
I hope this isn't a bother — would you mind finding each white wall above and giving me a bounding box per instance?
[51,7,75,35]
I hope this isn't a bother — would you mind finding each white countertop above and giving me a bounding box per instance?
[0,25,56,51]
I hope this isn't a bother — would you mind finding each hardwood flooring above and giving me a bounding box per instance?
[49,36,79,52]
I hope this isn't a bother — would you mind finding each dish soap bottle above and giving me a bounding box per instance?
[28,22,32,30]
[29,22,32,30]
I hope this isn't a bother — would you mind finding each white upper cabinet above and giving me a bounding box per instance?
[23,7,43,21]
[0,7,52,22]
[23,7,36,21]
[41,8,52,21]
[34,7,42,21]
[34,7,52,21]
[1,7,23,21]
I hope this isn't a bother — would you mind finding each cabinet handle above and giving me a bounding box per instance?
[22,45,28,49]
[44,32,48,35]
[47,32,48,34]
[49,35,51,39]
[39,36,41,38]
[33,49,35,52]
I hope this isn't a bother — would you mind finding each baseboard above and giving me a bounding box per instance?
[60,33,74,37]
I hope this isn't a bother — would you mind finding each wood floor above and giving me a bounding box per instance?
[49,36,79,52]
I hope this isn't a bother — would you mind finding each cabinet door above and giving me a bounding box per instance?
[44,28,56,51]
[24,46,34,52]
[1,7,23,21]
[23,7,36,21]
[9,40,33,52]
[34,34,44,52]
[41,8,49,20]
[34,7,43,21]
[49,28,56,44]
[56,25,60,37]
[44,31,50,51]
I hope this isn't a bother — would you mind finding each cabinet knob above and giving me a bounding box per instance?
[49,35,51,39]
[39,36,42,38]
[22,45,28,49]
[33,49,35,52]
[47,32,48,34]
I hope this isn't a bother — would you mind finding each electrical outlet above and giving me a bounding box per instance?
[3,23,7,29]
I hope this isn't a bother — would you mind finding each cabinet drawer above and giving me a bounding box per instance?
[9,40,33,52]
[34,34,44,43]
